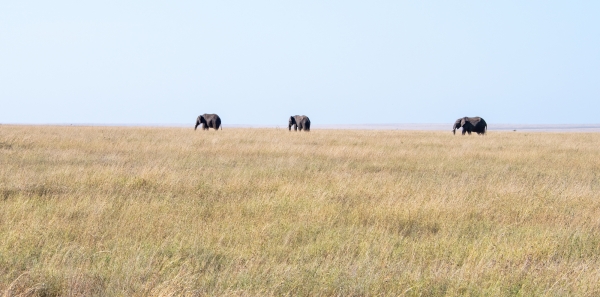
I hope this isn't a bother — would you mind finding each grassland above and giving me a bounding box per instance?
[1,125,600,296]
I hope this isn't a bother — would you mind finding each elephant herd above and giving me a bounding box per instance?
[195,113,487,135]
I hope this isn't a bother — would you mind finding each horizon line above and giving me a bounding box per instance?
[3,123,600,132]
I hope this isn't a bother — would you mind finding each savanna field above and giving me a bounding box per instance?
[1,125,600,296]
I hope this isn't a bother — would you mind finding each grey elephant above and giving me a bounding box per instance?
[195,114,222,130]
[453,117,487,135]
[289,115,311,131]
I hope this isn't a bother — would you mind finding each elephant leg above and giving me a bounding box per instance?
[462,130,466,135]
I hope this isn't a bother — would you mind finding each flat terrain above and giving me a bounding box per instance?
[1,126,600,296]
[318,123,600,132]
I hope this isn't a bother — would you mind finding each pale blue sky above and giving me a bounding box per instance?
[1,1,599,125]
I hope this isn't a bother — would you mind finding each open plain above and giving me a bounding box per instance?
[1,125,600,296]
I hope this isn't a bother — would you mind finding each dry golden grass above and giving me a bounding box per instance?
[1,125,600,296]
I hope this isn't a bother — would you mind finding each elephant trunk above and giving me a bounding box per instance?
[452,119,462,135]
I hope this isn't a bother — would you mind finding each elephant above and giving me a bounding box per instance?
[453,117,487,135]
[289,115,311,131]
[195,114,222,131]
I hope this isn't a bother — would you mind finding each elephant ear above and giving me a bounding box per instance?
[460,118,466,127]
[289,116,295,124]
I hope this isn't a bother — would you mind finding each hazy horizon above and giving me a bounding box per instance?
[4,122,600,133]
